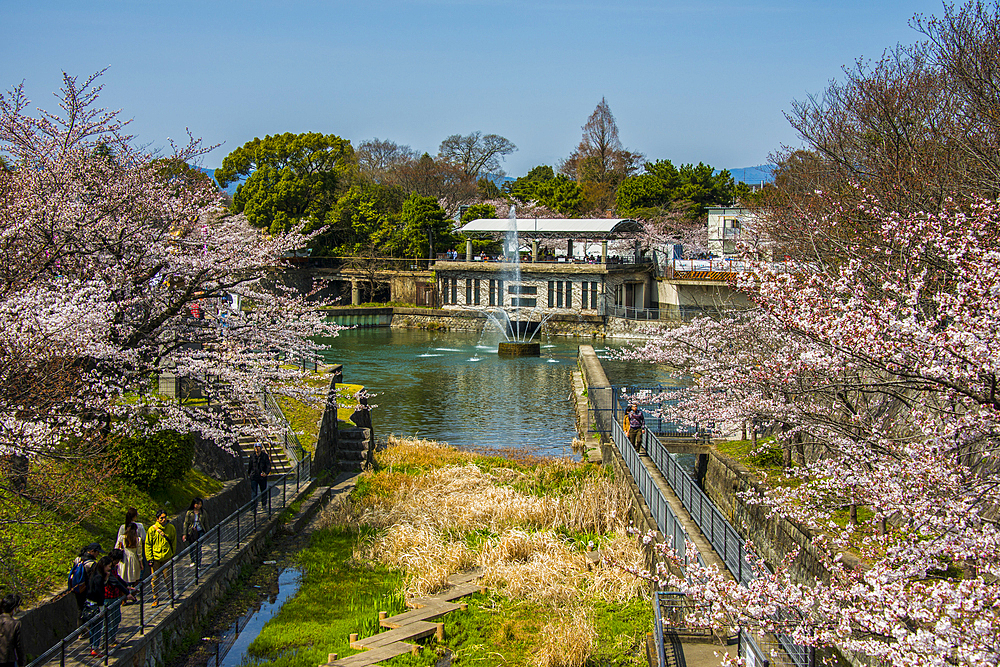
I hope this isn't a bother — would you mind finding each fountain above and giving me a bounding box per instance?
[488,206,550,356]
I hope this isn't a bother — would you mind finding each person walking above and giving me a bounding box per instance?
[182,498,209,568]
[115,523,143,586]
[69,543,102,621]
[101,561,132,650]
[85,556,112,656]
[144,510,176,607]
[0,594,24,667]
[626,403,645,452]
[247,443,271,511]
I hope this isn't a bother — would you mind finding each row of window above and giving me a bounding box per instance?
[439,279,601,309]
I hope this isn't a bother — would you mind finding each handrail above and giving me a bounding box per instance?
[26,454,312,667]
[262,387,303,464]
[612,389,812,667]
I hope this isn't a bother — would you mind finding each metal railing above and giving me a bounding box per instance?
[27,454,312,667]
[611,386,702,439]
[262,388,304,464]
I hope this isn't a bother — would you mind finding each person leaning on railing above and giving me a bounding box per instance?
[144,509,176,607]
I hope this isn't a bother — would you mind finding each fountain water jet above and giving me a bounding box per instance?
[488,205,552,356]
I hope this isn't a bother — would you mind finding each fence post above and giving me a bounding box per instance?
[139,579,145,632]
[169,559,176,607]
[282,475,286,509]
[236,511,241,546]
[102,604,109,663]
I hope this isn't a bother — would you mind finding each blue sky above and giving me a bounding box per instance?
[2,1,946,178]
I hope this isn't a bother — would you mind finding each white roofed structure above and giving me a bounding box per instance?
[458,218,641,239]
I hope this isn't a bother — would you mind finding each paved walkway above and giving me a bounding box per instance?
[320,569,483,667]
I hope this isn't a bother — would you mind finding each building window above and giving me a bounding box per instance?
[590,281,598,309]
[474,279,480,305]
[548,280,571,308]
[451,278,457,305]
[511,298,537,307]
[466,279,472,304]
[489,279,496,306]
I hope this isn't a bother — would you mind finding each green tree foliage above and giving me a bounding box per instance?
[374,193,454,258]
[504,165,584,216]
[113,430,196,491]
[616,160,736,219]
[460,203,497,225]
[216,132,356,235]
[318,183,405,255]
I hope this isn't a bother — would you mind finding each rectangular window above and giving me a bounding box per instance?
[581,282,589,309]
[474,279,480,305]
[451,278,457,305]
[507,284,537,295]
[489,279,496,306]
[497,279,504,306]
[590,282,598,309]
[565,281,572,308]
[556,281,563,308]
[511,298,537,307]
[440,279,448,304]
[466,279,472,304]
[548,281,554,307]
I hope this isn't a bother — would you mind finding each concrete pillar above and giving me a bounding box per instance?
[466,239,473,261]
[351,281,360,306]
[567,239,573,261]
[601,241,608,263]
[532,239,538,263]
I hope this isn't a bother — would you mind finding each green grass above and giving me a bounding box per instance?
[246,528,407,666]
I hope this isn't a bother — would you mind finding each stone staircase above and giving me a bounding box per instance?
[225,397,296,477]
[336,427,372,472]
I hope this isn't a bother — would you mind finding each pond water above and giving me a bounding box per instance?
[317,328,670,458]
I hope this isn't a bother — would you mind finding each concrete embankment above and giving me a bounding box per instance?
[321,306,661,338]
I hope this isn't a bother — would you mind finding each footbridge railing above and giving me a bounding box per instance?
[26,454,312,667]
[612,388,814,667]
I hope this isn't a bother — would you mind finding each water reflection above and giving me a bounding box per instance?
[217,567,301,667]
[317,329,670,457]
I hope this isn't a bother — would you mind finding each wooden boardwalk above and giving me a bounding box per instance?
[319,569,483,667]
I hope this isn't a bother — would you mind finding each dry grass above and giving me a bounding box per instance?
[533,606,597,667]
[375,434,477,469]
[333,437,649,607]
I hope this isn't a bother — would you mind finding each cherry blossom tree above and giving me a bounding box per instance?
[622,192,1000,665]
[0,71,340,522]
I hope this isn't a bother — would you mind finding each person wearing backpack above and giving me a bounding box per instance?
[0,593,24,667]
[144,510,176,607]
[247,443,271,511]
[68,543,102,621]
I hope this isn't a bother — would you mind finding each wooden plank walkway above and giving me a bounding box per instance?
[319,568,483,667]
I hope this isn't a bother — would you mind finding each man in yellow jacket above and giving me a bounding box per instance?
[144,509,176,606]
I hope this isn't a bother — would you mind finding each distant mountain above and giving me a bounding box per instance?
[725,164,775,185]
[194,166,242,196]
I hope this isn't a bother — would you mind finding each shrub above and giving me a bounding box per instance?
[114,430,196,490]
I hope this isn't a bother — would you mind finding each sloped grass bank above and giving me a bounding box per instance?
[248,436,652,667]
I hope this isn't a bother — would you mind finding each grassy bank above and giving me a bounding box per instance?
[248,436,652,667]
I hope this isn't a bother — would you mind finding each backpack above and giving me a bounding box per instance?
[68,560,88,594]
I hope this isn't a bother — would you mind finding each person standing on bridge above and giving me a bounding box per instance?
[626,404,645,453]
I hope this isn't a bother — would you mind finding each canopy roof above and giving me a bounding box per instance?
[458,217,642,239]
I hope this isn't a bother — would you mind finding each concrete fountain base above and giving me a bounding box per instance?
[497,341,541,357]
